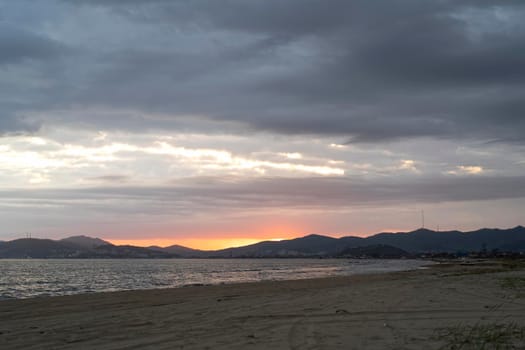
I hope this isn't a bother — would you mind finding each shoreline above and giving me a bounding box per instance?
[0,266,421,304]
[1,260,524,349]
[0,258,428,300]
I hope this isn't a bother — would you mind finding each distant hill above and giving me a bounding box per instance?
[363,226,525,253]
[210,234,345,257]
[82,245,175,259]
[199,226,525,257]
[0,239,82,259]
[1,226,524,258]
[148,244,208,258]
[60,235,112,249]
[498,240,525,253]
[0,238,176,259]
[338,244,411,259]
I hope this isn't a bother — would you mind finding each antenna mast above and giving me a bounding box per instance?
[421,210,425,229]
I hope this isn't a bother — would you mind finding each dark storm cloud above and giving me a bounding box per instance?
[3,0,525,142]
[0,25,65,64]
[65,0,351,36]
[0,22,69,135]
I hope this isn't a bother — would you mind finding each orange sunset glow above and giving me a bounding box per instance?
[107,237,291,250]
[105,223,307,250]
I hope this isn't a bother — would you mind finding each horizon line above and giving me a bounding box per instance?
[4,225,524,251]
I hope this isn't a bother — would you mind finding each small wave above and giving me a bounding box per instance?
[0,259,427,299]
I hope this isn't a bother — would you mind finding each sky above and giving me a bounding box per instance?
[1,0,525,249]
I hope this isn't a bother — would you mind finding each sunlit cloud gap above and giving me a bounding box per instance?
[0,139,345,177]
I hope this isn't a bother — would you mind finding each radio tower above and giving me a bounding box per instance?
[421,210,425,229]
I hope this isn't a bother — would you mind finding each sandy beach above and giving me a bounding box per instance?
[1,261,524,349]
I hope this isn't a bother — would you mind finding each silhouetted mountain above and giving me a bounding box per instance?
[0,238,176,259]
[195,226,525,257]
[148,244,207,258]
[363,226,525,253]
[81,245,175,259]
[60,235,112,249]
[0,239,81,258]
[497,240,525,253]
[338,236,367,248]
[1,226,524,258]
[211,234,344,257]
[363,229,463,253]
[339,244,411,259]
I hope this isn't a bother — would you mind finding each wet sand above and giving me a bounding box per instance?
[1,260,524,349]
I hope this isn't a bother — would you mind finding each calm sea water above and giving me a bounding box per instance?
[0,259,428,299]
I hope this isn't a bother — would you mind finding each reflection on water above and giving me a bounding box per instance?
[0,258,427,299]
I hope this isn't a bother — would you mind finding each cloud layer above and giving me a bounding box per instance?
[1,0,524,242]
[1,0,524,142]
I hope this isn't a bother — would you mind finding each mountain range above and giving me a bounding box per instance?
[0,236,174,259]
[1,226,524,259]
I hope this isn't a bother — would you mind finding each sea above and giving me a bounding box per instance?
[0,258,429,300]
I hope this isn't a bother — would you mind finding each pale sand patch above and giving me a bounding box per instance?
[1,261,524,349]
